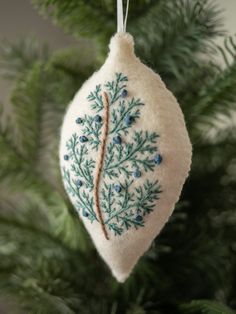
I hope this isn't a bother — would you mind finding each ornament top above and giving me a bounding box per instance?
[108,32,135,60]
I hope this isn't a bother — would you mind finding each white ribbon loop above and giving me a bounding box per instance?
[117,0,130,33]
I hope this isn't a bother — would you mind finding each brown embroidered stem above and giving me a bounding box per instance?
[94,92,110,240]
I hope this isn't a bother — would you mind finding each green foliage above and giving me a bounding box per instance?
[31,0,158,41]
[0,38,49,80]
[180,300,235,314]
[0,0,236,313]
[133,0,224,81]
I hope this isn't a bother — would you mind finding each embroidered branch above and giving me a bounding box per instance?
[63,72,163,237]
[94,92,110,240]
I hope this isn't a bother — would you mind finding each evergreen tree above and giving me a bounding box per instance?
[0,0,236,313]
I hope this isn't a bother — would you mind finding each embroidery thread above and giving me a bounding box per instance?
[62,73,162,238]
[93,92,110,240]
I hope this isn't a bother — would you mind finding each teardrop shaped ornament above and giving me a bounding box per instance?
[59,32,192,282]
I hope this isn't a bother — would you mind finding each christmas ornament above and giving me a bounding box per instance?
[59,0,192,282]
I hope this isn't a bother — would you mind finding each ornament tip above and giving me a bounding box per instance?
[113,271,129,283]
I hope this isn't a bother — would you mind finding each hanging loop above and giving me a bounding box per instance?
[117,0,130,33]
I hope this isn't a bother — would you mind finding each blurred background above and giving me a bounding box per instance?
[0,0,235,103]
[0,0,236,313]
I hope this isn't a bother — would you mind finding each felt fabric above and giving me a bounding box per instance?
[59,32,192,282]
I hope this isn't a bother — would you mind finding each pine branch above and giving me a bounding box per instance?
[81,115,103,151]
[66,134,95,189]
[5,63,45,158]
[0,39,96,197]
[110,98,144,135]
[31,0,159,40]
[135,180,162,215]
[134,0,224,82]
[180,300,235,314]
[49,46,97,79]
[0,37,48,80]
[102,180,162,236]
[87,84,103,112]
[104,131,159,179]
[62,167,97,223]
[0,216,68,254]
[172,61,220,117]
[189,48,236,135]
[105,72,128,105]
[0,129,27,178]
[0,185,79,252]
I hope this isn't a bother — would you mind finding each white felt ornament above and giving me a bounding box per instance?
[59,0,192,283]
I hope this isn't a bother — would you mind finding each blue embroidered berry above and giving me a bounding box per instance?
[82,210,89,217]
[76,117,83,124]
[76,179,83,187]
[121,89,128,98]
[79,135,88,143]
[64,154,69,161]
[113,135,122,144]
[133,169,142,178]
[114,184,122,193]
[94,115,102,123]
[154,154,163,165]
[124,114,134,126]
[135,215,143,222]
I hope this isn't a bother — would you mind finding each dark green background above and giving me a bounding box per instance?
[0,0,235,313]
